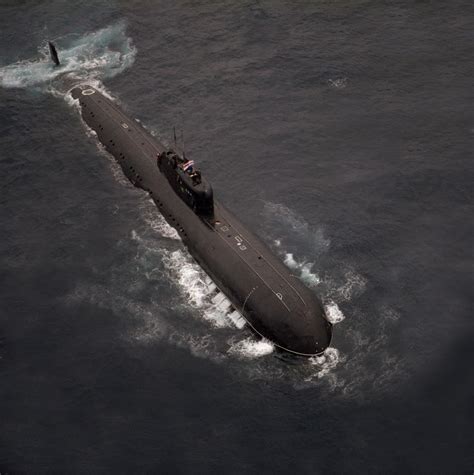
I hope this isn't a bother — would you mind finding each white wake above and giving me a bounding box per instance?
[0,22,136,91]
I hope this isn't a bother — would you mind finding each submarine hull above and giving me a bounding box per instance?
[71,85,332,355]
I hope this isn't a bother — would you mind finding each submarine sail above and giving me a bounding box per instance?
[158,150,214,216]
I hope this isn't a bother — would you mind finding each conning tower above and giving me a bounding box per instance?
[158,150,214,216]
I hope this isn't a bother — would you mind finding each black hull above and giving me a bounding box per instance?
[71,84,332,355]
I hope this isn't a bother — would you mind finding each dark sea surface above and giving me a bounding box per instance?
[0,1,472,473]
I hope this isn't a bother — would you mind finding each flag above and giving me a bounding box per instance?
[183,160,195,171]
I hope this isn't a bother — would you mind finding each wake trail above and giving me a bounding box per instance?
[0,22,136,98]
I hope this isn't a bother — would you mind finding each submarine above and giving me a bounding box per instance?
[53,45,332,355]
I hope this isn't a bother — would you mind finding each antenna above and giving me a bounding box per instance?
[181,128,186,159]
[173,126,177,148]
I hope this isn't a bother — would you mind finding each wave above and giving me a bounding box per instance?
[127,201,241,331]
[264,202,331,255]
[0,22,136,92]
[328,77,348,89]
[160,248,235,329]
[261,201,410,397]
[227,337,275,359]
[324,301,346,324]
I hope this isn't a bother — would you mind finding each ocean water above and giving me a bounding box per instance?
[0,1,472,473]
